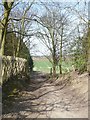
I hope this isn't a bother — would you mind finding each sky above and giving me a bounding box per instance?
[0,0,89,56]
[0,0,88,3]
[29,0,89,56]
[2,0,89,3]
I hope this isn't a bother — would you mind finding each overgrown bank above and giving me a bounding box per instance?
[1,30,34,106]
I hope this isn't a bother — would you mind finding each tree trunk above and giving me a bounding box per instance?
[59,24,63,75]
[59,47,62,74]
[0,29,3,55]
[52,64,56,78]
[87,21,90,74]
[12,35,16,57]
[0,10,9,56]
[52,33,56,77]
[0,27,7,55]
[59,64,62,74]
[0,27,3,50]
[16,39,21,57]
[52,52,56,77]
[16,14,25,57]
[0,2,14,56]
[49,28,56,77]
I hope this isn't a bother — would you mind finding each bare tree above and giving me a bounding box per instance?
[7,1,35,57]
[35,3,69,76]
[87,2,90,74]
[67,1,89,73]
[0,1,14,56]
[87,21,90,74]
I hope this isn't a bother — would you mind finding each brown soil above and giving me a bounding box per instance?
[2,71,88,119]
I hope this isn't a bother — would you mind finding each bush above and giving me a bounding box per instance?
[74,57,87,74]
[27,55,34,72]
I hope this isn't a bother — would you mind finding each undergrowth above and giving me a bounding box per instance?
[2,72,30,113]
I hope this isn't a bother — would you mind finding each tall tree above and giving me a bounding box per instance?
[87,2,90,74]
[0,1,14,56]
[9,1,35,57]
[35,3,69,76]
[87,21,90,74]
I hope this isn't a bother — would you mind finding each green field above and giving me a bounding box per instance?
[33,57,73,73]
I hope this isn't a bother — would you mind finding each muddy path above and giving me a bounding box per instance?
[2,71,88,119]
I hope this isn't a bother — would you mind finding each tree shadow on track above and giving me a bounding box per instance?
[2,71,88,119]
[2,71,56,118]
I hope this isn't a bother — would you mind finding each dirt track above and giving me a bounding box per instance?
[2,72,88,118]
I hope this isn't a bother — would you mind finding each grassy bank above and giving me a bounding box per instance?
[33,57,73,73]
